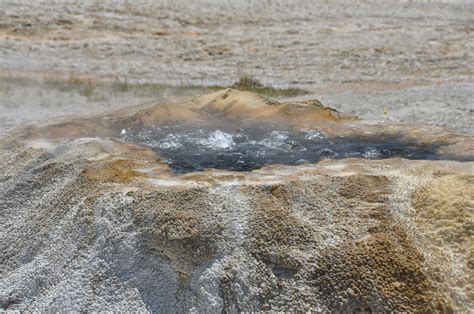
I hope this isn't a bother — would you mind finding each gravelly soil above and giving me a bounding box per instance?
[0,0,472,134]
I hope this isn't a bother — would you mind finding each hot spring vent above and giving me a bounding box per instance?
[119,124,467,173]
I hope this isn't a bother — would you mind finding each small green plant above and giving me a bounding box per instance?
[112,78,130,93]
[43,73,97,97]
[77,80,95,97]
[233,75,264,90]
[209,75,308,98]
[383,107,389,121]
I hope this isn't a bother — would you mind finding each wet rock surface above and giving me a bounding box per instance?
[0,90,472,312]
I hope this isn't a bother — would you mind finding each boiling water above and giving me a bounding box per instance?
[119,123,456,173]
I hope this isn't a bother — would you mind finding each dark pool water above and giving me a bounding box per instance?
[119,124,462,173]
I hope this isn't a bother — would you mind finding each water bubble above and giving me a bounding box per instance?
[198,130,235,150]
[301,129,327,140]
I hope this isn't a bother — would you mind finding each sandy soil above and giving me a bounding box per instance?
[0,0,473,134]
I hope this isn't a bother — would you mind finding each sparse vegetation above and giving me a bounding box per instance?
[43,74,97,97]
[112,78,130,93]
[2,73,308,101]
[43,73,308,98]
[209,75,308,97]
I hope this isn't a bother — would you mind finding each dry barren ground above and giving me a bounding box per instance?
[0,0,473,134]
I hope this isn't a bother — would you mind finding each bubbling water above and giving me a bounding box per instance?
[118,122,453,173]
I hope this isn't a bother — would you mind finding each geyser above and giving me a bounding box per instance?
[1,89,472,312]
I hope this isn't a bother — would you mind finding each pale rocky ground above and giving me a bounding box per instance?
[0,0,473,134]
